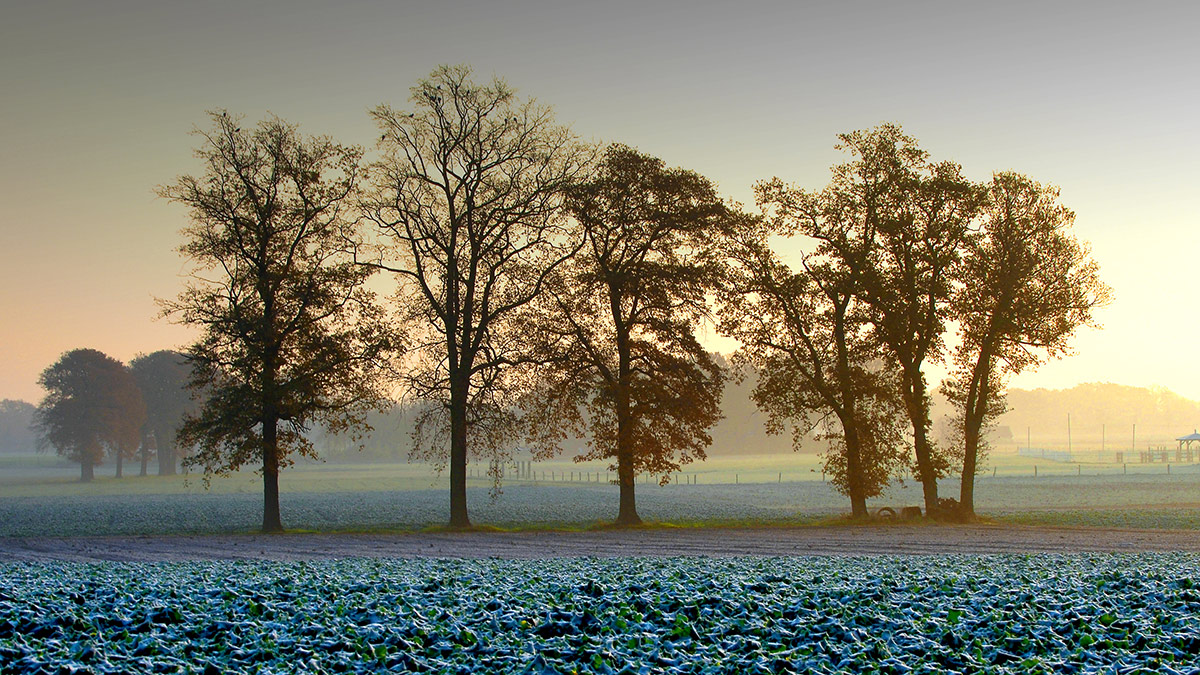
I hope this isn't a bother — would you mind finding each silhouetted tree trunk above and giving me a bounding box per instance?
[139,433,151,477]
[261,410,283,533]
[157,435,176,476]
[905,371,940,515]
[81,458,94,482]
[958,340,995,518]
[842,423,868,518]
[835,317,869,520]
[614,334,640,525]
[448,369,470,528]
[114,452,123,478]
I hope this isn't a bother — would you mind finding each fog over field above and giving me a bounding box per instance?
[4,5,1200,673]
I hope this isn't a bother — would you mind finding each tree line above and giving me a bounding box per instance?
[33,349,195,481]
[37,64,1108,532]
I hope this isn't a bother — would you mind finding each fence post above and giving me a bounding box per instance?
[778,472,782,483]
[1034,465,1037,478]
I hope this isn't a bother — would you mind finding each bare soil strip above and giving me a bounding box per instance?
[2,524,1199,562]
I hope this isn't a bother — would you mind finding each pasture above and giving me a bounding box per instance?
[2,452,1199,536]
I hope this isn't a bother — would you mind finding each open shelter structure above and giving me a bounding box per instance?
[1175,430,1200,462]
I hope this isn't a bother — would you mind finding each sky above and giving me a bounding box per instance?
[1,0,1198,403]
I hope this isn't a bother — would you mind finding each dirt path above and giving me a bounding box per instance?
[2,524,1199,562]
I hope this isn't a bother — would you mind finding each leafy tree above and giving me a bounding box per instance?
[719,216,906,518]
[34,349,145,482]
[0,400,37,453]
[362,65,591,527]
[524,145,734,525]
[107,366,146,479]
[130,350,197,476]
[160,111,393,532]
[943,172,1110,517]
[822,125,981,515]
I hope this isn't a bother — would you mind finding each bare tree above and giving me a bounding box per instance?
[362,65,592,527]
[160,111,393,533]
[944,172,1110,518]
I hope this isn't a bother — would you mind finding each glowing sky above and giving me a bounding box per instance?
[2,0,1198,402]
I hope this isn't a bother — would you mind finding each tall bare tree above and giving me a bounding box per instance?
[362,65,591,527]
[944,172,1110,518]
[160,111,392,533]
[525,145,734,525]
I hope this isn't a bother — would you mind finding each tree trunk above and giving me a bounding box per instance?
[612,309,641,526]
[261,413,284,533]
[832,307,868,520]
[115,452,123,478]
[959,343,995,519]
[139,439,149,477]
[156,426,176,475]
[843,422,870,519]
[448,371,471,528]
[960,425,979,518]
[614,394,641,526]
[906,371,940,515]
[158,440,176,476]
[81,459,94,482]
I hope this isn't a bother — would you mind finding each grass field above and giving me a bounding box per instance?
[2,451,1200,536]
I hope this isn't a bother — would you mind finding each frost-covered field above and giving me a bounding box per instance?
[3,555,1200,674]
[4,473,1200,537]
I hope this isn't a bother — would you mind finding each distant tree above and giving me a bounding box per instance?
[524,145,735,525]
[160,111,393,533]
[361,65,592,527]
[719,223,907,518]
[106,365,146,479]
[943,172,1110,518]
[130,350,197,476]
[34,349,145,482]
[815,125,982,516]
[0,400,37,453]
